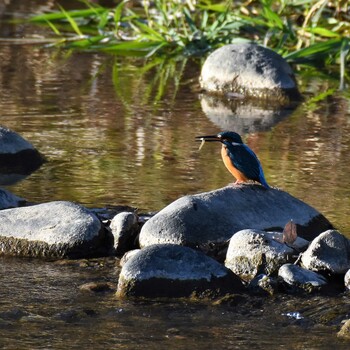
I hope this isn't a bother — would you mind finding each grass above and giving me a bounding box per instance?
[30,0,349,83]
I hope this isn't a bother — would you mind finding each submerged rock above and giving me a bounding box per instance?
[110,211,139,256]
[200,43,299,101]
[116,244,243,298]
[278,263,328,293]
[139,185,332,252]
[0,201,113,258]
[225,229,295,282]
[0,126,45,184]
[301,230,350,274]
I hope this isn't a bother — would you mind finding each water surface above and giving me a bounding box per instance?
[1,2,350,349]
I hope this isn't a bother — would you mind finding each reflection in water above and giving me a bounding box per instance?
[1,2,350,349]
[200,94,297,134]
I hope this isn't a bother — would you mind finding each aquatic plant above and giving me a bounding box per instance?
[30,0,349,81]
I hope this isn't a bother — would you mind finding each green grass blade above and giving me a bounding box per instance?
[30,8,105,22]
[57,5,84,36]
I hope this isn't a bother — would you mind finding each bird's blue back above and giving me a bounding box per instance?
[223,140,269,188]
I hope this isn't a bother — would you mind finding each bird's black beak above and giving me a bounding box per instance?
[195,135,221,142]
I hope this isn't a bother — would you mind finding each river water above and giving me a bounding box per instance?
[1,1,350,349]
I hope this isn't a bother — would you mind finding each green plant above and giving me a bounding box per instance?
[30,0,349,81]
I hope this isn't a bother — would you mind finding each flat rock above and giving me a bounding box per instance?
[225,229,295,282]
[0,201,113,258]
[116,244,243,298]
[301,230,350,274]
[278,263,328,293]
[139,185,333,251]
[200,43,299,101]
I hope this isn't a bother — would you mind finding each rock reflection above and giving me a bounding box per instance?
[200,94,298,134]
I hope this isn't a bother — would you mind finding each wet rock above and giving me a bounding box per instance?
[0,188,25,209]
[120,249,140,267]
[338,319,350,339]
[0,201,113,258]
[139,185,332,253]
[0,126,45,184]
[345,269,350,290]
[110,211,139,256]
[116,244,244,298]
[79,281,117,293]
[248,274,279,295]
[200,43,299,101]
[301,230,350,274]
[278,263,328,293]
[225,229,295,282]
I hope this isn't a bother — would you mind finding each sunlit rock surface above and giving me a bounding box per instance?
[117,244,243,298]
[0,188,25,209]
[110,211,139,256]
[278,263,328,293]
[225,229,295,282]
[0,201,112,258]
[139,185,333,251]
[301,230,350,274]
[200,43,299,101]
[0,126,45,184]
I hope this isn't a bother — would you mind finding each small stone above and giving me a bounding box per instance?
[79,282,116,293]
[301,230,350,274]
[225,229,295,282]
[117,244,243,298]
[278,263,328,293]
[248,274,279,295]
[110,212,139,256]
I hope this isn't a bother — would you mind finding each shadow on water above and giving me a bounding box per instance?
[0,1,350,348]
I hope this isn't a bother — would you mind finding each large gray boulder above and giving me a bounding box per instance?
[139,185,332,251]
[225,229,295,282]
[117,244,243,298]
[0,201,112,258]
[200,43,299,101]
[301,230,350,274]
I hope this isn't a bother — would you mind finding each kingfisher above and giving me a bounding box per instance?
[196,131,270,189]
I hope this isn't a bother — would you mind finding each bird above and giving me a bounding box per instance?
[195,131,270,189]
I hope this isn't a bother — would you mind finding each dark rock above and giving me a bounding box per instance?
[278,263,328,293]
[116,244,244,298]
[139,185,332,253]
[200,43,300,101]
[0,126,45,184]
[0,201,113,258]
[225,229,295,282]
[79,282,117,293]
[301,230,350,274]
[0,188,25,209]
[248,274,279,295]
[110,211,139,256]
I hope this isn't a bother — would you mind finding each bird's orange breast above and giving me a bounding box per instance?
[221,145,248,182]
